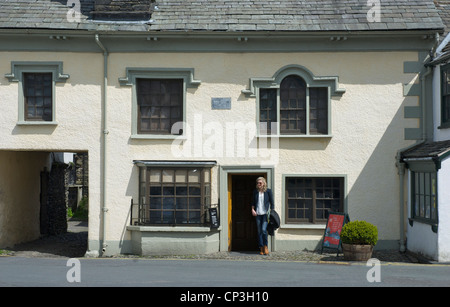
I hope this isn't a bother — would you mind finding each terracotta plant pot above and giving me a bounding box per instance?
[342,243,373,261]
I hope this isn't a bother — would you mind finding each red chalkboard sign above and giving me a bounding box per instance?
[321,212,349,255]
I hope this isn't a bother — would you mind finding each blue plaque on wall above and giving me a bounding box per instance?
[211,97,231,110]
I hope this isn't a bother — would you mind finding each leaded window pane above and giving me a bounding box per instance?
[141,167,211,225]
[285,177,344,224]
[23,73,52,121]
[136,79,183,134]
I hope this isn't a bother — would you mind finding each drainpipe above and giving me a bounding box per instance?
[95,34,109,256]
[420,67,432,141]
[396,158,406,252]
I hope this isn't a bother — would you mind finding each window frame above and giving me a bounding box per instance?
[23,72,53,122]
[5,61,69,125]
[242,64,345,138]
[137,165,212,226]
[282,175,346,226]
[410,170,438,226]
[258,77,331,136]
[118,68,201,139]
[135,78,184,135]
[440,63,450,129]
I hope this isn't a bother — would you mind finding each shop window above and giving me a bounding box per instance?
[411,171,437,224]
[138,166,211,225]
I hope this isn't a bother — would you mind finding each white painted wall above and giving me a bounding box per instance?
[0,50,421,254]
[438,158,450,262]
[433,64,450,142]
[406,170,439,260]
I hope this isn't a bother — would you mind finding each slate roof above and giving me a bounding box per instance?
[435,0,450,35]
[0,0,444,33]
[401,140,450,161]
[426,1,450,65]
[151,0,444,32]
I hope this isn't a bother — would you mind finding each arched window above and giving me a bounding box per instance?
[280,75,307,134]
[258,74,329,136]
[245,64,345,137]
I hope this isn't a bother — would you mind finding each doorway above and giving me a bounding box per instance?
[229,173,266,251]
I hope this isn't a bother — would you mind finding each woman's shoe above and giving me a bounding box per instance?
[260,247,264,255]
[264,245,269,255]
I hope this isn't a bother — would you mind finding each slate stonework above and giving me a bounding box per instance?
[92,0,153,20]
[46,163,68,235]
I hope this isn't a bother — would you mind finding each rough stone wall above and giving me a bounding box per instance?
[74,153,89,200]
[44,163,68,235]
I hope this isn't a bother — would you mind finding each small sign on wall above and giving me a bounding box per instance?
[211,97,231,110]
[209,208,219,228]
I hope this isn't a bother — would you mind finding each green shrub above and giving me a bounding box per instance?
[341,220,378,246]
[67,207,74,218]
[71,197,88,221]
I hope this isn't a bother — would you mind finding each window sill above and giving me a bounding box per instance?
[131,134,186,140]
[17,121,58,126]
[408,218,438,233]
[280,223,326,230]
[258,134,332,138]
[127,225,218,232]
[438,123,450,129]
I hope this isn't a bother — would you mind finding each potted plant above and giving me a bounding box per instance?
[340,220,378,261]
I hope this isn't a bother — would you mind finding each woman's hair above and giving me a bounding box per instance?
[256,177,267,192]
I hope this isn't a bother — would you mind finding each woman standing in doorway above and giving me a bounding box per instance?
[251,177,274,255]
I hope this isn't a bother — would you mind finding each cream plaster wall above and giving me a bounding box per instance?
[0,52,102,151]
[0,151,50,247]
[0,52,103,245]
[0,50,420,254]
[103,51,418,253]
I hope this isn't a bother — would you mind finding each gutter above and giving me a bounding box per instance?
[95,34,109,256]
[426,32,450,67]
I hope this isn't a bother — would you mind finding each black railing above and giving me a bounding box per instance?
[130,199,219,227]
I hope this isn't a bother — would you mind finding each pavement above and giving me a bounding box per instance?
[3,220,450,288]
[2,220,425,264]
[3,220,88,258]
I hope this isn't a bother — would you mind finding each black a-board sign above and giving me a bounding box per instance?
[209,207,219,228]
[321,211,349,256]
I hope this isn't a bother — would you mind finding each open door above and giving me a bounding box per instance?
[229,173,266,251]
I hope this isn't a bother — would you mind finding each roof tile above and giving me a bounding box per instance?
[0,0,444,32]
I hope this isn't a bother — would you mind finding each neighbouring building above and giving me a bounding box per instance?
[398,0,450,262]
[0,0,446,259]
